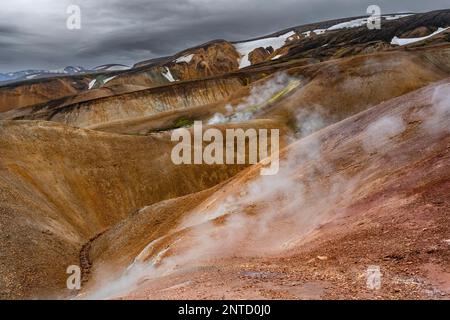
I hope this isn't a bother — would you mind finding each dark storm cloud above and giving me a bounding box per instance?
[0,0,449,72]
[0,25,21,35]
[0,24,32,45]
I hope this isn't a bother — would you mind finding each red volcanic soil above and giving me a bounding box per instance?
[82,80,450,300]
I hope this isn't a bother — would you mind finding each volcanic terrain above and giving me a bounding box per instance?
[0,9,449,300]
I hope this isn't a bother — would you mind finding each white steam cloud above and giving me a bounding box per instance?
[86,130,360,299]
[209,73,300,125]
[423,83,450,134]
[363,115,406,152]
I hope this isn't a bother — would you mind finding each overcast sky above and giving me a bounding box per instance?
[0,0,448,72]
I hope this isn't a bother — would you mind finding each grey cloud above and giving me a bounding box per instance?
[0,0,449,72]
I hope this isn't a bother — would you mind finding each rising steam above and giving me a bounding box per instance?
[84,79,450,300]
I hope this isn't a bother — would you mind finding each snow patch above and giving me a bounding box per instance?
[234,31,295,68]
[88,79,97,90]
[162,67,176,82]
[175,54,194,64]
[103,76,116,84]
[313,29,326,35]
[391,27,449,46]
[327,18,368,31]
[94,64,130,71]
[384,14,413,21]
[328,15,413,31]
[106,65,130,71]
[88,76,116,89]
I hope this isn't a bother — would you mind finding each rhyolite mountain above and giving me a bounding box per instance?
[0,9,449,300]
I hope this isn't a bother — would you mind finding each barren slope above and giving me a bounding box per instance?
[83,80,450,300]
[0,119,288,299]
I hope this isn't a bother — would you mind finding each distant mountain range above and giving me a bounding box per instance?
[0,64,130,83]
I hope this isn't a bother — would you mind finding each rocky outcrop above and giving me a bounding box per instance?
[248,47,273,65]
[169,41,241,80]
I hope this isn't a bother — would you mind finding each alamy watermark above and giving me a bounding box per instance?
[66,265,81,290]
[171,121,280,176]
[366,265,382,290]
[367,5,382,30]
[66,5,81,30]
